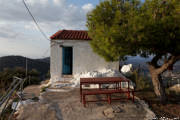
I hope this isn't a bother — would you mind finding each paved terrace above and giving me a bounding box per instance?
[16,88,155,120]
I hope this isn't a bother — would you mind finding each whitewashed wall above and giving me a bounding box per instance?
[50,40,119,83]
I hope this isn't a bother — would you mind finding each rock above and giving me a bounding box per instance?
[121,64,133,76]
[103,108,115,118]
[70,69,125,88]
[168,84,180,93]
[112,106,123,113]
[69,68,135,89]
[12,99,34,111]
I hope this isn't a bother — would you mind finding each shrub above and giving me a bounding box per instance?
[40,86,49,92]
[128,69,152,91]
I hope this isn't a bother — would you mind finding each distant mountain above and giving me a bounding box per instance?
[35,57,50,63]
[0,56,50,76]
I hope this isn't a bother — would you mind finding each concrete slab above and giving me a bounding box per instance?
[16,88,155,120]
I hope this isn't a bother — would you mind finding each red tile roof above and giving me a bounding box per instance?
[50,30,92,40]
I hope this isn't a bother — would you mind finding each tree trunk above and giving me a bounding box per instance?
[148,64,167,103]
[147,55,180,103]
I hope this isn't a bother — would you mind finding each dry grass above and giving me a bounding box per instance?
[135,90,180,118]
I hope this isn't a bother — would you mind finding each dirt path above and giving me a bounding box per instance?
[22,85,41,99]
[16,88,155,120]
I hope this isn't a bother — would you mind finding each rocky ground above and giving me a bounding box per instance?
[15,88,155,120]
[23,85,41,99]
[136,90,180,119]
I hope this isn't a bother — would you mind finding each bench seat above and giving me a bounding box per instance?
[82,89,133,95]
[81,88,134,107]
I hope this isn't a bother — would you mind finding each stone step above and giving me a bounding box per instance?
[46,86,74,92]
[51,81,74,88]
[61,77,74,81]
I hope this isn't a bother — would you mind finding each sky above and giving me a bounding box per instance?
[0,0,99,58]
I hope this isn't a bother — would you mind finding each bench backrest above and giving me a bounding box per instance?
[80,77,129,83]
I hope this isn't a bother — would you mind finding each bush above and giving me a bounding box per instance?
[0,105,13,120]
[128,69,152,91]
[24,76,41,86]
[40,86,49,92]
[0,67,42,96]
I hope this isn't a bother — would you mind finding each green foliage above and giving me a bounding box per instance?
[87,0,180,61]
[0,105,13,120]
[139,0,180,55]
[0,67,41,92]
[28,69,40,77]
[24,69,41,85]
[128,70,152,90]
[40,85,50,92]
[46,70,50,79]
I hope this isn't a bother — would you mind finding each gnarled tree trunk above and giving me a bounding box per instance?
[148,64,167,103]
[148,55,180,103]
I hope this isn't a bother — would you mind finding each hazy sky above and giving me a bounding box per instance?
[0,0,99,58]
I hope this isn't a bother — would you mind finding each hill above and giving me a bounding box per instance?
[0,56,50,77]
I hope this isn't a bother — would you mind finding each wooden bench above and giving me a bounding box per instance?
[80,77,134,107]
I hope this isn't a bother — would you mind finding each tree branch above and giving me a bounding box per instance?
[147,54,162,68]
[156,55,180,74]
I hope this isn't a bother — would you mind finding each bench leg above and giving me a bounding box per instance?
[80,84,82,103]
[83,94,86,107]
[126,92,130,100]
[99,84,101,90]
[107,94,111,104]
[132,91,134,102]
[80,93,82,103]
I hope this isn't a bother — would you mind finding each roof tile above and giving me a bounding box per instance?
[50,30,92,40]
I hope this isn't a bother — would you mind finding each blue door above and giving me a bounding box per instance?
[62,47,72,75]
